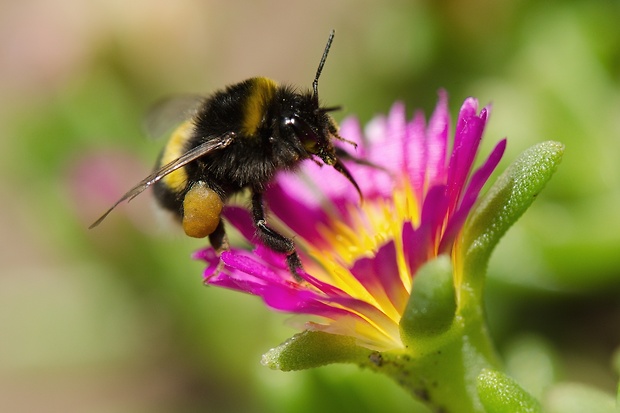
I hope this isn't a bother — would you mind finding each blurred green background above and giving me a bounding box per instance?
[1,0,619,412]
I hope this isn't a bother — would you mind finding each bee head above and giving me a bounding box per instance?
[304,29,362,198]
[294,29,341,164]
[281,108,334,160]
[279,30,362,199]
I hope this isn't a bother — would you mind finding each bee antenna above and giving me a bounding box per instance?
[312,29,335,104]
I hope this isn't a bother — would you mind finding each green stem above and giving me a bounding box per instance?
[365,310,500,412]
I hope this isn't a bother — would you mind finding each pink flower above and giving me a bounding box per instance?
[194,91,506,351]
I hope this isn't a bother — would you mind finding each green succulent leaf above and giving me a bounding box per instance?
[400,255,456,346]
[477,369,542,413]
[461,141,564,292]
[261,330,372,371]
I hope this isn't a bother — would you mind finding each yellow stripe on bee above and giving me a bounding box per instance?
[241,77,277,136]
[161,120,194,192]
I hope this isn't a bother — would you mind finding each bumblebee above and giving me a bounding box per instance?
[90,30,360,278]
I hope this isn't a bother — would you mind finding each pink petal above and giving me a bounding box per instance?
[222,206,256,242]
[350,241,409,313]
[455,97,479,140]
[403,185,448,275]
[338,116,367,157]
[439,138,506,252]
[404,110,428,199]
[446,110,485,214]
[266,179,333,247]
[426,89,450,185]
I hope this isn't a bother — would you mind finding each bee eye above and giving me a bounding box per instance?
[283,115,319,152]
[282,116,300,133]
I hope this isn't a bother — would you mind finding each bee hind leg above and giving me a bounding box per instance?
[251,191,304,282]
[208,219,229,252]
[205,220,229,280]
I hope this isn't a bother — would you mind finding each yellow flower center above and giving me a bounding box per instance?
[294,179,427,350]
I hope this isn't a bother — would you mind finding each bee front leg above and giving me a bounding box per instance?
[251,191,303,281]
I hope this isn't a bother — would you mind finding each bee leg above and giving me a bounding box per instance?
[205,220,229,280]
[251,191,303,281]
[208,219,229,253]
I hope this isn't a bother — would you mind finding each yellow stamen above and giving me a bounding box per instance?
[303,180,423,327]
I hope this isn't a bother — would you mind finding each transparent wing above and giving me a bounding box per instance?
[143,94,205,140]
[89,132,236,229]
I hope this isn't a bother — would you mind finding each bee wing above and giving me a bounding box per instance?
[143,94,205,140]
[89,132,236,229]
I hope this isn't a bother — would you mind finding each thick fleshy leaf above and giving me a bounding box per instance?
[262,330,373,371]
[477,369,542,413]
[400,255,456,346]
[461,141,564,284]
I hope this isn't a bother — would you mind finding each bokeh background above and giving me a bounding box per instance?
[1,0,619,412]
